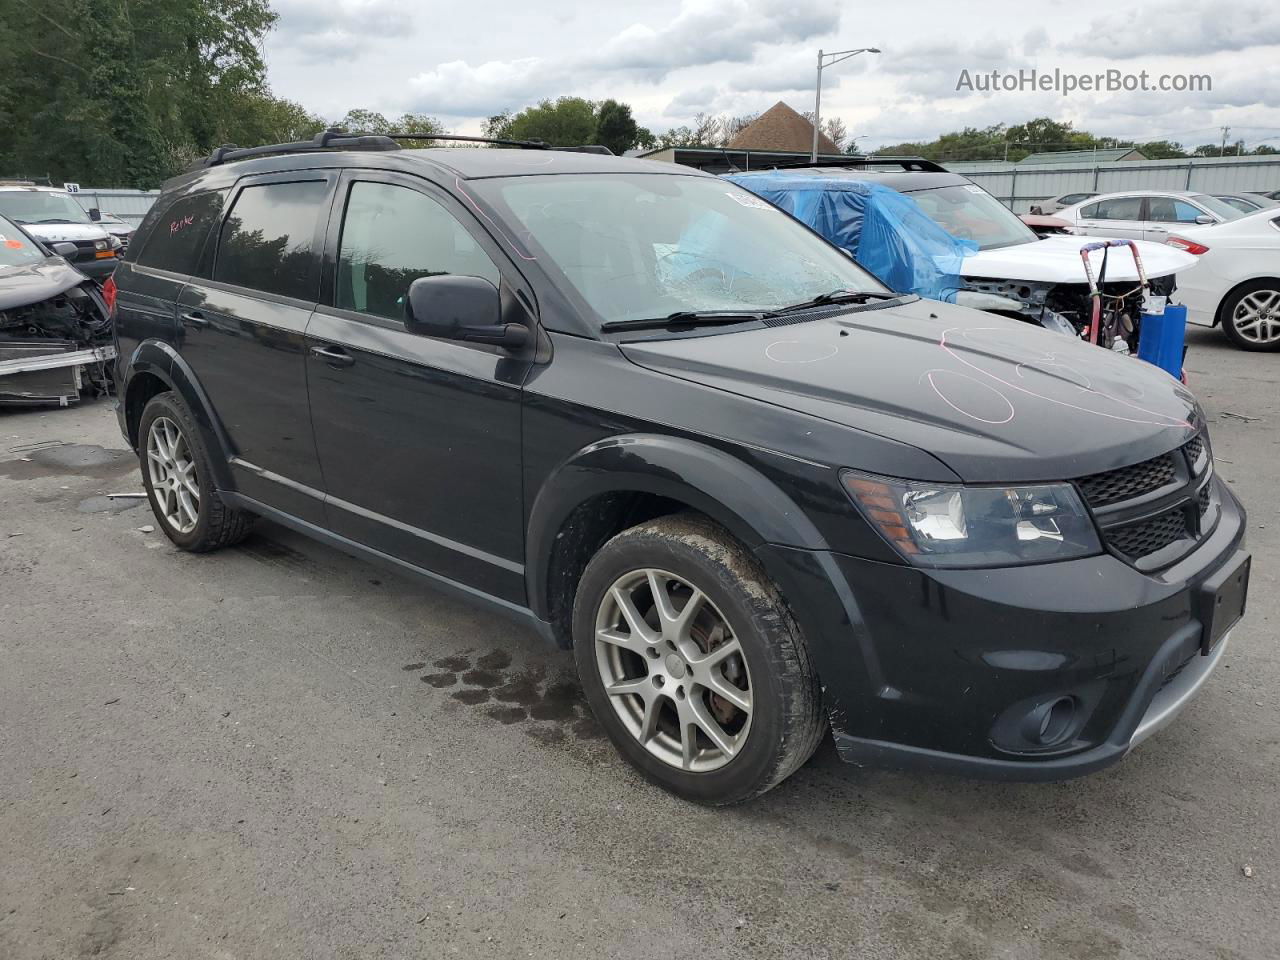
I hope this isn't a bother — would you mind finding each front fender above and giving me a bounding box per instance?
[525,433,829,623]
[121,339,235,491]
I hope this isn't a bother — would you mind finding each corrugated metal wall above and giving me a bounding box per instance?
[73,189,160,225]
[945,156,1280,212]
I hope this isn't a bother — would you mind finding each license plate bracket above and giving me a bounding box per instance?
[1197,550,1250,655]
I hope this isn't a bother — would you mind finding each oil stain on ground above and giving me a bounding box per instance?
[408,650,606,743]
[0,444,135,480]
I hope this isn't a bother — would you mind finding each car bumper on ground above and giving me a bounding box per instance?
[759,478,1248,781]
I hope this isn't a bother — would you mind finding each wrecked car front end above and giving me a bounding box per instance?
[0,220,115,406]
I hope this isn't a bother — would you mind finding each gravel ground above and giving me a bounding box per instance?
[1,325,1276,960]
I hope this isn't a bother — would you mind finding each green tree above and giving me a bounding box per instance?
[0,0,300,185]
[595,99,640,155]
[503,97,599,145]
[1134,140,1188,159]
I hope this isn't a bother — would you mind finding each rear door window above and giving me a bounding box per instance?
[1088,197,1143,220]
[213,180,329,300]
[134,191,226,275]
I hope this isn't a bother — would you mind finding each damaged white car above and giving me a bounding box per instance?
[0,213,115,405]
[726,160,1197,355]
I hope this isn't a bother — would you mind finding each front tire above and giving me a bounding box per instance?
[1221,280,1280,351]
[573,513,825,804]
[138,391,255,552]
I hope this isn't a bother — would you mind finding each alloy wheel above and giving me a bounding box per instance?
[1231,288,1280,344]
[593,568,752,772]
[146,416,200,534]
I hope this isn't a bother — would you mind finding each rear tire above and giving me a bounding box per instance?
[138,391,255,552]
[1221,280,1280,351]
[573,513,825,805]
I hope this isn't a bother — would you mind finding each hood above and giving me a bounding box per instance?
[17,222,111,243]
[960,235,1196,284]
[0,259,89,310]
[620,297,1200,483]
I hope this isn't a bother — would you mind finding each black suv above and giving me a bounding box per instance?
[111,134,1250,804]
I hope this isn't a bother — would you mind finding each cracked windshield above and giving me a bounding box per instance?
[476,173,886,326]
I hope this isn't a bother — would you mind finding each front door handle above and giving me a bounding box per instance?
[180,310,209,328]
[311,344,355,368]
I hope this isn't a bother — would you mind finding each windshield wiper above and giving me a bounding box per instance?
[33,218,76,224]
[600,310,768,333]
[772,289,902,315]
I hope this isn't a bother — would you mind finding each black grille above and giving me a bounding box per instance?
[1185,436,1204,466]
[1076,453,1176,507]
[1107,508,1190,560]
[1076,434,1213,566]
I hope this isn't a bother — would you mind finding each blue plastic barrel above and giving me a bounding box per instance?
[1137,304,1187,378]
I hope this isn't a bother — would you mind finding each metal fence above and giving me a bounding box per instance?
[944,155,1280,212]
[72,188,160,225]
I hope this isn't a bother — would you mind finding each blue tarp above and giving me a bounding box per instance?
[724,172,978,303]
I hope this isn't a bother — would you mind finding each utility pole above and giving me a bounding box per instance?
[1220,125,1230,157]
[812,46,880,161]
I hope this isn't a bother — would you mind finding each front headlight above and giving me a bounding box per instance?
[94,238,109,251]
[841,470,1102,567]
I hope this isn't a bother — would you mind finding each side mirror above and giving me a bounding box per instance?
[405,274,529,349]
[88,207,102,222]
[50,241,78,258]
[1194,215,1214,225]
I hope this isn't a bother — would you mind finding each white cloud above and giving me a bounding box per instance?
[272,0,413,61]
[593,0,838,77]
[408,58,568,117]
[1060,0,1280,58]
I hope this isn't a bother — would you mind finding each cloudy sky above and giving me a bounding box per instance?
[265,0,1280,152]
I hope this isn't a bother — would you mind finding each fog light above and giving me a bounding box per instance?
[1027,696,1076,746]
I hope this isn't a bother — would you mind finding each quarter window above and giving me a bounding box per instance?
[336,181,499,321]
[213,181,328,300]
[134,190,226,275]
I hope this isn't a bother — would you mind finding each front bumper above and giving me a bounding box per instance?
[758,476,1247,781]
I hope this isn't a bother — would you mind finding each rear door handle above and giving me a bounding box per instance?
[180,310,209,328]
[310,344,355,368]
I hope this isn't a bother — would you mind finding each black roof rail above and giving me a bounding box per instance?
[191,129,601,170]
[194,129,400,169]
[763,155,947,173]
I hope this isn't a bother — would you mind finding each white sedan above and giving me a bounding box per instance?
[1166,207,1280,351]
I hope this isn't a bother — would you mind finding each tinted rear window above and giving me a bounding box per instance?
[213,180,328,300]
[134,191,226,274]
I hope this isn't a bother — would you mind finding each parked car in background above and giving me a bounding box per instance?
[1211,193,1280,215]
[1056,190,1243,241]
[727,162,1195,355]
[111,133,1248,802]
[92,211,136,251]
[0,212,114,404]
[1019,213,1076,237]
[1029,191,1098,214]
[1164,206,1280,351]
[0,183,122,280]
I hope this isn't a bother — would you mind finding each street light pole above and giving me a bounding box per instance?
[811,46,880,161]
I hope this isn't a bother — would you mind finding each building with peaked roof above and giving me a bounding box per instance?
[727,101,843,154]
